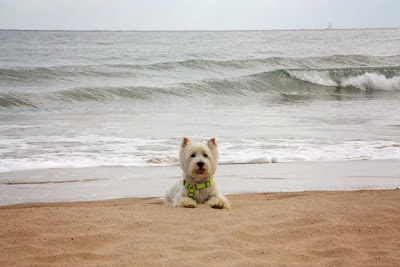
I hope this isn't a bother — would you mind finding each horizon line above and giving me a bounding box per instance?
[1,27,399,32]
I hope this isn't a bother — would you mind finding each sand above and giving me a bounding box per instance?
[1,190,400,266]
[2,160,400,206]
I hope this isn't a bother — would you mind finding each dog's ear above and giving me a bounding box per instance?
[181,137,191,148]
[207,138,217,150]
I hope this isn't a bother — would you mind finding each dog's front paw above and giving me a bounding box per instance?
[178,197,198,208]
[208,195,231,210]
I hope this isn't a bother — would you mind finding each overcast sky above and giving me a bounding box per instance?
[0,0,399,31]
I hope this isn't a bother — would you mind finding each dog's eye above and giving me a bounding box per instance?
[204,154,208,157]
[191,154,195,158]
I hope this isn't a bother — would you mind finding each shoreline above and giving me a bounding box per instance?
[1,159,400,206]
[1,190,399,266]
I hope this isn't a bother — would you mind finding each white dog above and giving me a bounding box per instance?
[164,137,231,210]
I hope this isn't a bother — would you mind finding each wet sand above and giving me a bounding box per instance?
[1,159,400,206]
[1,190,400,266]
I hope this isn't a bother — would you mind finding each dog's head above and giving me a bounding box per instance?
[179,137,218,180]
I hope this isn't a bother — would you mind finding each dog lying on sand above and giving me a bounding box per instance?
[164,137,231,210]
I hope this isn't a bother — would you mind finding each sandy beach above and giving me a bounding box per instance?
[1,189,399,266]
[1,13,400,267]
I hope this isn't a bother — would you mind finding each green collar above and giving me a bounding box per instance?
[183,178,214,198]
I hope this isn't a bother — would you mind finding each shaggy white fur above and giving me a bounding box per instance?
[164,137,231,210]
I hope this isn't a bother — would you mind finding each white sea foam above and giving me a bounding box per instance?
[342,73,400,91]
[1,136,400,173]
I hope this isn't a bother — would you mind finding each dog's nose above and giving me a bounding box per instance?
[197,162,204,168]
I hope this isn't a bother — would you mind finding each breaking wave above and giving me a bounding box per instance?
[1,52,400,109]
[341,73,400,91]
[1,67,400,109]
[1,54,400,83]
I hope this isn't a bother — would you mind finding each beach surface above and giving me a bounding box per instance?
[1,29,400,266]
[1,189,400,266]
[1,160,400,206]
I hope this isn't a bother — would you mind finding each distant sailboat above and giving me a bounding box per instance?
[326,22,332,30]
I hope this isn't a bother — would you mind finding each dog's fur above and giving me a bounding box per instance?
[164,137,231,209]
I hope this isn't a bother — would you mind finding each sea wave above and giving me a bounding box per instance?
[341,73,400,91]
[1,54,400,83]
[1,66,400,109]
[183,67,400,95]
[287,68,400,90]
[0,86,178,108]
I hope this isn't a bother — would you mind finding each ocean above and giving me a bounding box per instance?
[1,29,400,173]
